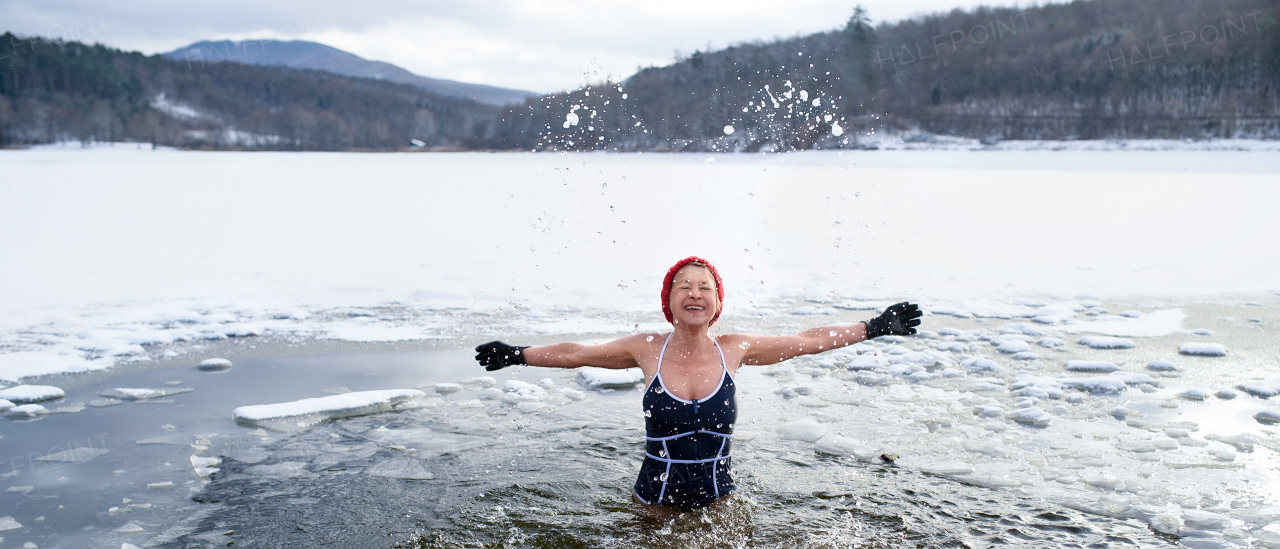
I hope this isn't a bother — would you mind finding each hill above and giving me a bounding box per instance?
[485,0,1279,151]
[164,40,535,107]
[0,34,496,149]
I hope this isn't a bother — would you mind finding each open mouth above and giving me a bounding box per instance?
[684,305,705,311]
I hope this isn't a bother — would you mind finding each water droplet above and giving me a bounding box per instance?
[829,330,838,337]
[659,450,667,457]
[645,409,652,417]
[646,335,655,342]
[656,386,664,394]
[659,472,668,481]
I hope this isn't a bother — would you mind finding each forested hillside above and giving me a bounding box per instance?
[2,0,1276,151]
[487,0,1279,151]
[0,34,495,149]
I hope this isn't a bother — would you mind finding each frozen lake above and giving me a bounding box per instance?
[1,144,1279,548]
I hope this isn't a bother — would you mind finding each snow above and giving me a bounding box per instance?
[1076,336,1135,350]
[1146,360,1178,372]
[0,384,65,403]
[1180,342,1228,356]
[232,389,424,427]
[578,367,644,388]
[1,148,1278,382]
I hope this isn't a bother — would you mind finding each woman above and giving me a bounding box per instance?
[475,256,921,510]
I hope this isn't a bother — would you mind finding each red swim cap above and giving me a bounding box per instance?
[661,256,724,324]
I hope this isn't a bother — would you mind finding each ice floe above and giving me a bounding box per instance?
[0,385,64,403]
[1064,360,1119,373]
[233,389,424,429]
[1076,336,1135,349]
[197,358,233,371]
[6,404,50,417]
[1237,380,1280,398]
[1180,342,1227,356]
[578,367,644,389]
[100,387,193,400]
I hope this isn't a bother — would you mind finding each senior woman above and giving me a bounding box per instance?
[475,256,921,510]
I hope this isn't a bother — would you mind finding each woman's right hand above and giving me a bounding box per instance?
[475,341,529,371]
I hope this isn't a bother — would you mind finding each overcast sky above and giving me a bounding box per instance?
[5,0,1044,93]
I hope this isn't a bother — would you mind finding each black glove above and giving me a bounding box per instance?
[475,341,529,371]
[863,302,922,338]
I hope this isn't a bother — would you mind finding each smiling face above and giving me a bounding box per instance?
[668,264,720,326]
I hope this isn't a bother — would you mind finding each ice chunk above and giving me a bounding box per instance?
[0,398,11,411]
[516,401,546,413]
[100,387,193,400]
[248,461,315,479]
[1180,342,1227,356]
[1149,513,1180,535]
[190,455,221,468]
[1147,360,1178,371]
[366,458,434,480]
[779,417,828,441]
[578,367,644,388]
[996,340,1030,354]
[35,447,108,463]
[921,461,974,475]
[1006,407,1051,427]
[136,434,187,445]
[0,516,21,531]
[233,389,425,428]
[961,356,1001,373]
[1205,433,1254,452]
[1077,336,1134,349]
[1109,371,1155,385]
[1059,377,1126,394]
[1182,509,1232,530]
[972,404,1004,418]
[1255,410,1280,424]
[814,434,858,455]
[0,385,64,403]
[115,521,145,534]
[434,383,462,395]
[561,389,586,401]
[1180,389,1210,401]
[7,404,49,417]
[1238,380,1280,398]
[464,376,497,388]
[1110,406,1129,418]
[1214,389,1237,400]
[502,380,546,400]
[1037,337,1065,348]
[198,358,233,371]
[1117,439,1177,452]
[1065,361,1118,373]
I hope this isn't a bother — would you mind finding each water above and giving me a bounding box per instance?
[3,296,1276,548]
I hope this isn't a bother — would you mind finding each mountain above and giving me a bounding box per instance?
[164,40,535,107]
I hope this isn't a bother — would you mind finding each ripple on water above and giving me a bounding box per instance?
[160,402,1179,549]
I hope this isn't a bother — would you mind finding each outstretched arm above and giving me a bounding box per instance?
[731,302,921,366]
[475,334,646,371]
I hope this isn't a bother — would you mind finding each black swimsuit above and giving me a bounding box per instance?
[633,334,737,508]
